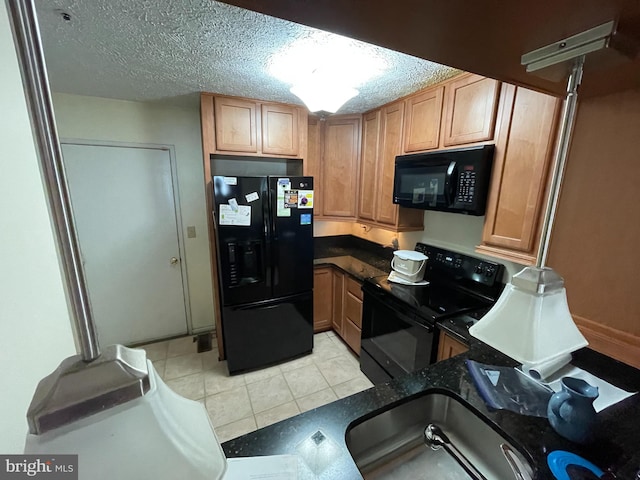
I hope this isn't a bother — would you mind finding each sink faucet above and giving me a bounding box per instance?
[424,424,488,480]
[424,424,532,480]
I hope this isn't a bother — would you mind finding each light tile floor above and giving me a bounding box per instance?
[137,331,374,443]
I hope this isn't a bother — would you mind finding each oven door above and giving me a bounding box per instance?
[360,282,438,384]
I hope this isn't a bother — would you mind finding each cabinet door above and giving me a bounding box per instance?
[358,110,380,221]
[404,86,444,152]
[322,116,361,218]
[478,85,561,264]
[437,331,468,361]
[343,276,362,354]
[344,276,363,327]
[313,267,333,332]
[375,102,404,226]
[331,270,345,336]
[261,104,299,156]
[214,97,258,153]
[306,117,323,216]
[442,75,500,147]
[343,318,362,355]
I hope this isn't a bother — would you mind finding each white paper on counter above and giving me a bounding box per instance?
[542,364,636,413]
[219,204,251,226]
[222,455,297,480]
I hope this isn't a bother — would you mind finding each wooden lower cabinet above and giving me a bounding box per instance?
[313,267,333,332]
[331,269,345,335]
[314,266,363,355]
[437,331,469,361]
[343,318,362,356]
[343,276,364,354]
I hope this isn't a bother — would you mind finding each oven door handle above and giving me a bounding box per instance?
[364,285,434,332]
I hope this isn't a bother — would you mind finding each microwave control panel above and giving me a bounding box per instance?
[456,168,477,204]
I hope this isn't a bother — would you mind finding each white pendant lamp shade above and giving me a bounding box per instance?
[469,267,588,365]
[26,360,227,480]
[290,82,359,113]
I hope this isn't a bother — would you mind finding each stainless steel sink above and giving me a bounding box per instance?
[346,391,534,479]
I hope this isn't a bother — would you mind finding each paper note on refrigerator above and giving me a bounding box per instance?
[298,190,313,208]
[284,190,298,208]
[277,178,291,217]
[245,191,259,203]
[219,204,251,226]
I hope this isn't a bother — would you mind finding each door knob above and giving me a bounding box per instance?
[170,257,179,265]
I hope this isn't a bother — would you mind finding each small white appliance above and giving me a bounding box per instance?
[391,250,427,283]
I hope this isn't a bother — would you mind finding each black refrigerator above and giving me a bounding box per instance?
[212,176,314,374]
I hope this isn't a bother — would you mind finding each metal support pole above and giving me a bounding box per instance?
[536,57,584,268]
[6,0,101,361]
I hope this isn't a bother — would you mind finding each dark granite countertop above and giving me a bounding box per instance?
[313,256,387,282]
[314,235,394,274]
[222,342,640,479]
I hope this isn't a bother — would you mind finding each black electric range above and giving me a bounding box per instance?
[360,243,505,384]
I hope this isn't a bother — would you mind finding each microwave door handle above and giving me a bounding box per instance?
[445,161,458,206]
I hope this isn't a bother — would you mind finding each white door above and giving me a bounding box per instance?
[62,143,188,346]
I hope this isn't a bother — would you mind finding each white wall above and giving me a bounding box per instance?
[0,5,76,452]
[51,93,215,332]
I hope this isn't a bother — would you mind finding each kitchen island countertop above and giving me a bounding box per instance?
[222,340,640,479]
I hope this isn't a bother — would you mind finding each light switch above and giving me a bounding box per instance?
[187,226,196,238]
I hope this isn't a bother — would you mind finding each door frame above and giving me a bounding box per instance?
[60,138,193,336]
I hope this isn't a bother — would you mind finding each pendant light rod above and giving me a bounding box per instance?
[6,0,100,361]
[536,57,584,268]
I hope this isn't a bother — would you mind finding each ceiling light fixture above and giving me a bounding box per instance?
[290,77,359,114]
[269,30,387,113]
[470,21,637,370]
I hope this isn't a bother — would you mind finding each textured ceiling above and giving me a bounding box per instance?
[34,0,460,113]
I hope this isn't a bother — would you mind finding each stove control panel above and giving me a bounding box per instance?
[415,243,504,287]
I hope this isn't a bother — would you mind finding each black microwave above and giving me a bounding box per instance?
[393,145,494,215]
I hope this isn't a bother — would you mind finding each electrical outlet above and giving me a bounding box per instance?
[187,226,196,238]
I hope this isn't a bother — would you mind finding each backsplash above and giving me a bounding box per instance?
[314,212,523,282]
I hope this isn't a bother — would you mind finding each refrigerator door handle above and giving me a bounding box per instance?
[269,184,279,287]
[263,184,272,288]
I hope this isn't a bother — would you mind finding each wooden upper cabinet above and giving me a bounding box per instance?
[261,104,299,156]
[358,110,380,221]
[442,74,500,147]
[357,104,423,232]
[214,97,258,153]
[477,84,561,265]
[305,117,323,216]
[376,102,404,226]
[403,86,444,152]
[322,116,361,218]
[207,94,306,158]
